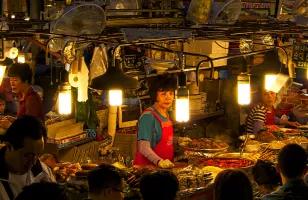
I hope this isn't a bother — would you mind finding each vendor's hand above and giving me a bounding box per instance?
[287,121,301,127]
[158,159,174,169]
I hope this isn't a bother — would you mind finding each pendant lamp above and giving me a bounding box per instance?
[0,65,6,85]
[176,72,189,122]
[237,73,251,105]
[91,49,138,106]
[57,82,72,115]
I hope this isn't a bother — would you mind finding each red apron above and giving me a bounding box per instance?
[265,107,275,125]
[134,108,174,166]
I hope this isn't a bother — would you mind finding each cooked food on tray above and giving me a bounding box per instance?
[198,158,254,169]
[179,137,229,152]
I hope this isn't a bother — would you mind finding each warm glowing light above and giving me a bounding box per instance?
[265,74,277,91]
[109,90,122,106]
[0,65,7,85]
[238,74,251,105]
[8,47,18,59]
[24,16,30,21]
[306,70,308,80]
[11,14,15,19]
[176,98,190,122]
[58,84,72,115]
[17,54,26,63]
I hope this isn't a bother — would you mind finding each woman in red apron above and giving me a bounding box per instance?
[134,76,177,168]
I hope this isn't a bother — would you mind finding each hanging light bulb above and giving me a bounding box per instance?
[8,47,18,59]
[175,72,189,122]
[237,73,251,105]
[108,90,123,106]
[0,65,7,85]
[91,49,138,106]
[10,14,15,19]
[265,74,277,91]
[176,90,189,122]
[17,54,26,63]
[57,83,72,115]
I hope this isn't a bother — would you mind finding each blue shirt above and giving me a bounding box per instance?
[262,179,308,200]
[137,108,168,148]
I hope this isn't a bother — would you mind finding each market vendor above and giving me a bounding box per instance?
[134,75,177,168]
[8,63,44,121]
[246,90,300,134]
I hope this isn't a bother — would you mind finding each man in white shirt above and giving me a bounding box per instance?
[0,115,55,200]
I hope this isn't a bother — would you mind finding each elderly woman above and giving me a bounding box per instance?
[134,75,177,168]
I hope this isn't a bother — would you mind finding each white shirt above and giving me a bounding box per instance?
[0,161,55,200]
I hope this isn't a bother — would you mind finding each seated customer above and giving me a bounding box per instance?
[15,182,69,200]
[214,169,253,200]
[88,164,124,200]
[263,144,308,200]
[252,160,281,197]
[246,90,300,134]
[0,116,55,200]
[140,170,179,200]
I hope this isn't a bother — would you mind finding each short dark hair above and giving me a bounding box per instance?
[252,160,281,186]
[88,164,122,194]
[8,63,32,83]
[15,182,69,200]
[214,169,253,200]
[148,75,177,103]
[278,144,307,179]
[140,170,179,200]
[3,115,46,149]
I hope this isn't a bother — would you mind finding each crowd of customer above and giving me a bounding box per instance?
[0,116,307,200]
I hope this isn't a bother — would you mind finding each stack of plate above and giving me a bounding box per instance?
[190,92,206,115]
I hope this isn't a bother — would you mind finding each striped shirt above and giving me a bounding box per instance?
[246,104,267,133]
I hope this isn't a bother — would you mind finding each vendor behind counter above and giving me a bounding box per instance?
[7,63,44,121]
[134,75,177,169]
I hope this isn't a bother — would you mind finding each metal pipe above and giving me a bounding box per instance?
[136,48,275,79]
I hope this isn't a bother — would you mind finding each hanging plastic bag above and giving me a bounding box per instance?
[89,44,107,82]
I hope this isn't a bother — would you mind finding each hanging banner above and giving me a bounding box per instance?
[240,0,278,18]
[293,41,308,69]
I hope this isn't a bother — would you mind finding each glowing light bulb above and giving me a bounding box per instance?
[17,54,26,63]
[0,65,7,85]
[109,90,122,106]
[8,47,18,59]
[58,84,72,115]
[265,74,277,91]
[237,74,251,105]
[176,96,190,122]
